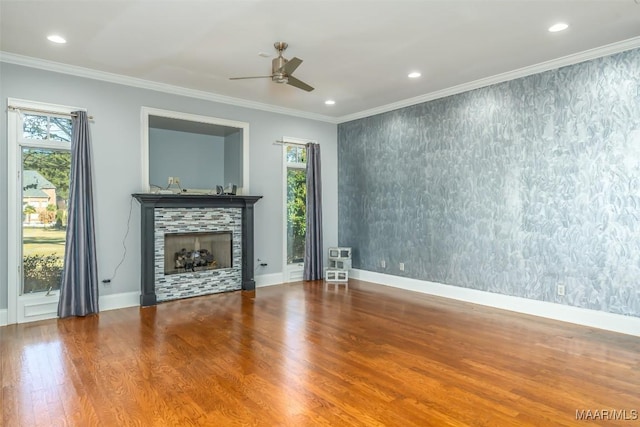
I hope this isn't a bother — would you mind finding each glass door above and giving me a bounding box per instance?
[21,147,71,295]
[7,101,74,324]
[283,142,308,282]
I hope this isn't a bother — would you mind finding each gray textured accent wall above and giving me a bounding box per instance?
[338,48,640,317]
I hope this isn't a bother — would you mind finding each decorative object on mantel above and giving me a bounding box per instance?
[325,247,351,285]
[132,193,262,306]
[223,184,237,195]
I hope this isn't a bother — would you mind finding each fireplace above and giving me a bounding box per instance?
[133,194,262,306]
[164,231,232,275]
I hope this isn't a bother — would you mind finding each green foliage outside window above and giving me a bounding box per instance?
[287,168,307,264]
[23,254,63,293]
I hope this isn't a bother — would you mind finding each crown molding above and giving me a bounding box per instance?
[337,36,640,124]
[2,36,639,126]
[0,51,337,124]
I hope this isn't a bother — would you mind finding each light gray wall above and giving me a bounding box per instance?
[338,48,640,318]
[149,128,225,190]
[224,130,242,187]
[0,62,338,310]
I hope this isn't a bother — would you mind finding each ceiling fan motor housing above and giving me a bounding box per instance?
[272,56,288,83]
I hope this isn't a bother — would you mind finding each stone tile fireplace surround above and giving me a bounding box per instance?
[132,194,262,306]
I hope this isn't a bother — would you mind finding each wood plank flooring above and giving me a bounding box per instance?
[2,280,639,426]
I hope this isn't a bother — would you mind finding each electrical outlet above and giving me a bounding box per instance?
[399,262,405,271]
[557,284,565,296]
[168,176,174,185]
[174,177,180,185]
[380,260,386,268]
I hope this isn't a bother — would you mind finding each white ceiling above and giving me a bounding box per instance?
[1,1,640,122]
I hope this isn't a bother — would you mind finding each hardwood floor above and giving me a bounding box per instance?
[2,280,639,426]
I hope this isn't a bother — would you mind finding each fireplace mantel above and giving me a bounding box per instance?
[132,193,262,306]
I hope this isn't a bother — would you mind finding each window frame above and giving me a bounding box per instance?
[7,98,81,324]
[281,137,314,282]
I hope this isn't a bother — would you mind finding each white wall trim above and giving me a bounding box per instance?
[99,292,140,312]
[0,52,335,124]
[351,269,640,337]
[255,273,284,288]
[0,309,7,326]
[338,36,640,123]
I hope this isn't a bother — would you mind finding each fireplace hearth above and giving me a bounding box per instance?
[133,193,262,306]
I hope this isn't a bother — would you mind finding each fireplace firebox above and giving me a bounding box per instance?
[164,231,232,275]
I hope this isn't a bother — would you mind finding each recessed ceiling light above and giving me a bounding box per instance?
[325,100,335,105]
[47,34,67,44]
[408,72,422,78]
[548,23,569,33]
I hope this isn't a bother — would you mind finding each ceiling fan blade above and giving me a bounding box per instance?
[287,75,314,92]
[281,57,303,74]
[229,75,273,80]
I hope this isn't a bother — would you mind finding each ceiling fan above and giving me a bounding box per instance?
[230,42,314,92]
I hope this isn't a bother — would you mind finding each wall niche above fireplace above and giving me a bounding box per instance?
[141,107,250,194]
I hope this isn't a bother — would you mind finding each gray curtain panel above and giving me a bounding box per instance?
[304,143,323,280]
[58,111,99,318]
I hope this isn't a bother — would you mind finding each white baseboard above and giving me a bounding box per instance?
[0,309,7,326]
[351,269,640,337]
[255,273,284,288]
[100,291,140,311]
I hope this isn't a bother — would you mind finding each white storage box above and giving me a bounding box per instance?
[328,247,352,260]
[328,259,352,270]
[325,268,349,283]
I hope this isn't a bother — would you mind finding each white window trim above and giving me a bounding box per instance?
[7,98,80,324]
[281,136,315,283]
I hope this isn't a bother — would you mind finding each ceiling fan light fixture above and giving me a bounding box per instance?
[325,100,336,105]
[548,22,569,32]
[408,71,422,78]
[273,74,288,84]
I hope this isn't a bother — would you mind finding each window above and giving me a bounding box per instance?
[8,99,79,324]
[286,145,306,265]
[19,113,72,294]
[21,147,71,294]
[23,113,73,141]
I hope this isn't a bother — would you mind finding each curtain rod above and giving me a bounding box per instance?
[274,139,308,147]
[8,105,94,120]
